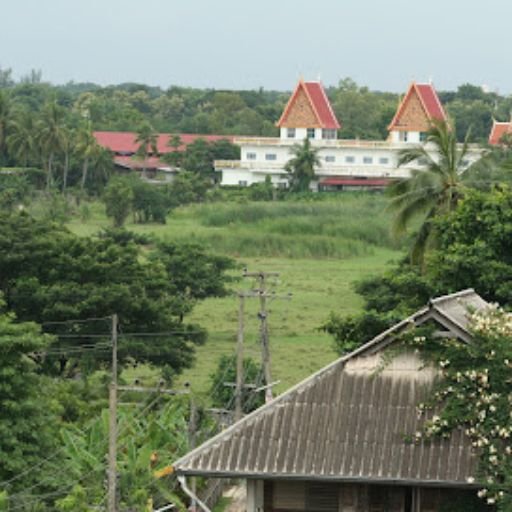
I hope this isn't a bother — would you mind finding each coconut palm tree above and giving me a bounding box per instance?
[0,91,11,161]
[285,138,321,192]
[7,108,37,167]
[387,119,471,264]
[135,123,158,178]
[37,101,66,190]
[76,121,97,191]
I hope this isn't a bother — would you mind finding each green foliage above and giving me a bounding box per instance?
[130,179,171,224]
[168,171,210,207]
[387,120,470,264]
[400,307,512,509]
[209,355,264,413]
[249,175,274,201]
[103,175,134,227]
[427,188,512,307]
[0,306,58,488]
[0,213,234,375]
[285,138,321,192]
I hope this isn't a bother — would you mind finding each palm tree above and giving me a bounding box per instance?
[60,128,75,193]
[135,123,158,178]
[0,91,11,161]
[387,119,471,264]
[7,108,37,167]
[37,101,66,190]
[285,138,321,192]
[76,122,97,191]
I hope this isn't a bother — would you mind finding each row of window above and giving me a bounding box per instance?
[399,131,427,142]
[286,128,337,140]
[246,153,390,165]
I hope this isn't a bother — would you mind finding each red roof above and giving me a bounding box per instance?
[489,121,512,145]
[94,131,234,155]
[277,80,340,129]
[388,82,447,131]
[320,178,391,187]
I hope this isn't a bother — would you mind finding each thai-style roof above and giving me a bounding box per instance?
[488,120,512,145]
[93,131,234,155]
[172,290,488,486]
[276,80,340,130]
[388,82,447,132]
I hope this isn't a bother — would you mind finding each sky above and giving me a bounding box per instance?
[1,0,511,94]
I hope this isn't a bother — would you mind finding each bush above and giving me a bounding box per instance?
[103,176,133,227]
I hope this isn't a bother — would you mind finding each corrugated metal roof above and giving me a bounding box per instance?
[173,290,488,485]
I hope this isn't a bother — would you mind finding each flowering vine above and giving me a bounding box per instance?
[400,305,512,510]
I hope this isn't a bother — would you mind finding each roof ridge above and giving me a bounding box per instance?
[429,288,476,304]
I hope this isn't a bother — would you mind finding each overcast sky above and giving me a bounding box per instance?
[2,0,511,93]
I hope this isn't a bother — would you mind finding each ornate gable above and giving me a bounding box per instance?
[391,87,431,132]
[278,84,320,128]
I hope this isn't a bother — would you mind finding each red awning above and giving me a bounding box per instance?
[320,178,391,187]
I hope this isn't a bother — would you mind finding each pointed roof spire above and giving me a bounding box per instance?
[277,80,340,130]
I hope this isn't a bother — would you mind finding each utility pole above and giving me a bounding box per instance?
[235,293,245,421]
[243,271,284,403]
[108,313,118,512]
[188,392,198,511]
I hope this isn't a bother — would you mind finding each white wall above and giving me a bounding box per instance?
[246,480,264,512]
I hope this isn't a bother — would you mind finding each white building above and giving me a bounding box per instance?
[216,80,481,190]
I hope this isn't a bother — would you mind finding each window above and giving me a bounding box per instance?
[265,153,277,161]
[345,156,355,164]
[238,180,248,187]
[399,131,409,142]
[363,156,373,164]
[277,182,288,189]
[322,129,336,140]
[379,157,389,165]
[307,128,316,139]
[419,132,427,142]
[246,152,256,160]
[324,155,336,163]
[287,128,296,138]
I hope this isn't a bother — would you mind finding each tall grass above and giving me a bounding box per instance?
[172,194,402,258]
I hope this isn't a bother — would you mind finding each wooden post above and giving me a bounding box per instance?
[108,314,118,512]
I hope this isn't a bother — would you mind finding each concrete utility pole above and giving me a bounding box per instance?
[243,271,285,404]
[108,313,118,512]
[235,293,245,421]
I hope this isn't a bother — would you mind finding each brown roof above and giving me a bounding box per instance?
[488,120,512,145]
[173,290,488,485]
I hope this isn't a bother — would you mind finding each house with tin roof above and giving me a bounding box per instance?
[215,80,481,191]
[172,290,491,512]
[93,131,234,178]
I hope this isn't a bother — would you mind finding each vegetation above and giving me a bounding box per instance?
[285,138,321,192]
[399,307,512,509]
[387,120,472,264]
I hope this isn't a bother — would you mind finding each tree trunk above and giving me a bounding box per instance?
[81,157,89,191]
[62,151,70,193]
[46,153,54,191]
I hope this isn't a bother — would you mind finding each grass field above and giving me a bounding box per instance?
[64,194,403,397]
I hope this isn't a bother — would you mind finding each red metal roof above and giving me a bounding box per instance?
[277,80,340,129]
[94,131,234,155]
[321,178,391,187]
[489,121,512,145]
[388,82,447,131]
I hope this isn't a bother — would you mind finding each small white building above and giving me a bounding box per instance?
[216,80,481,190]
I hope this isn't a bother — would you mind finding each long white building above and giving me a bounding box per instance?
[216,80,481,190]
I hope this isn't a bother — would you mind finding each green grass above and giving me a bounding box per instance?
[64,195,403,396]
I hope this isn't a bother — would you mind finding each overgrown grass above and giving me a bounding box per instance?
[62,194,403,395]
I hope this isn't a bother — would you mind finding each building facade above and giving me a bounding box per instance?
[216,80,481,190]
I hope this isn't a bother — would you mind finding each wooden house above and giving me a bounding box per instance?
[172,290,493,511]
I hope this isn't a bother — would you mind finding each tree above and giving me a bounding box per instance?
[7,107,37,167]
[165,133,183,167]
[0,91,11,162]
[387,120,471,264]
[0,213,234,376]
[103,175,133,227]
[285,138,321,192]
[37,100,66,190]
[209,355,264,414]
[76,121,97,191]
[135,122,158,178]
[0,303,58,488]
